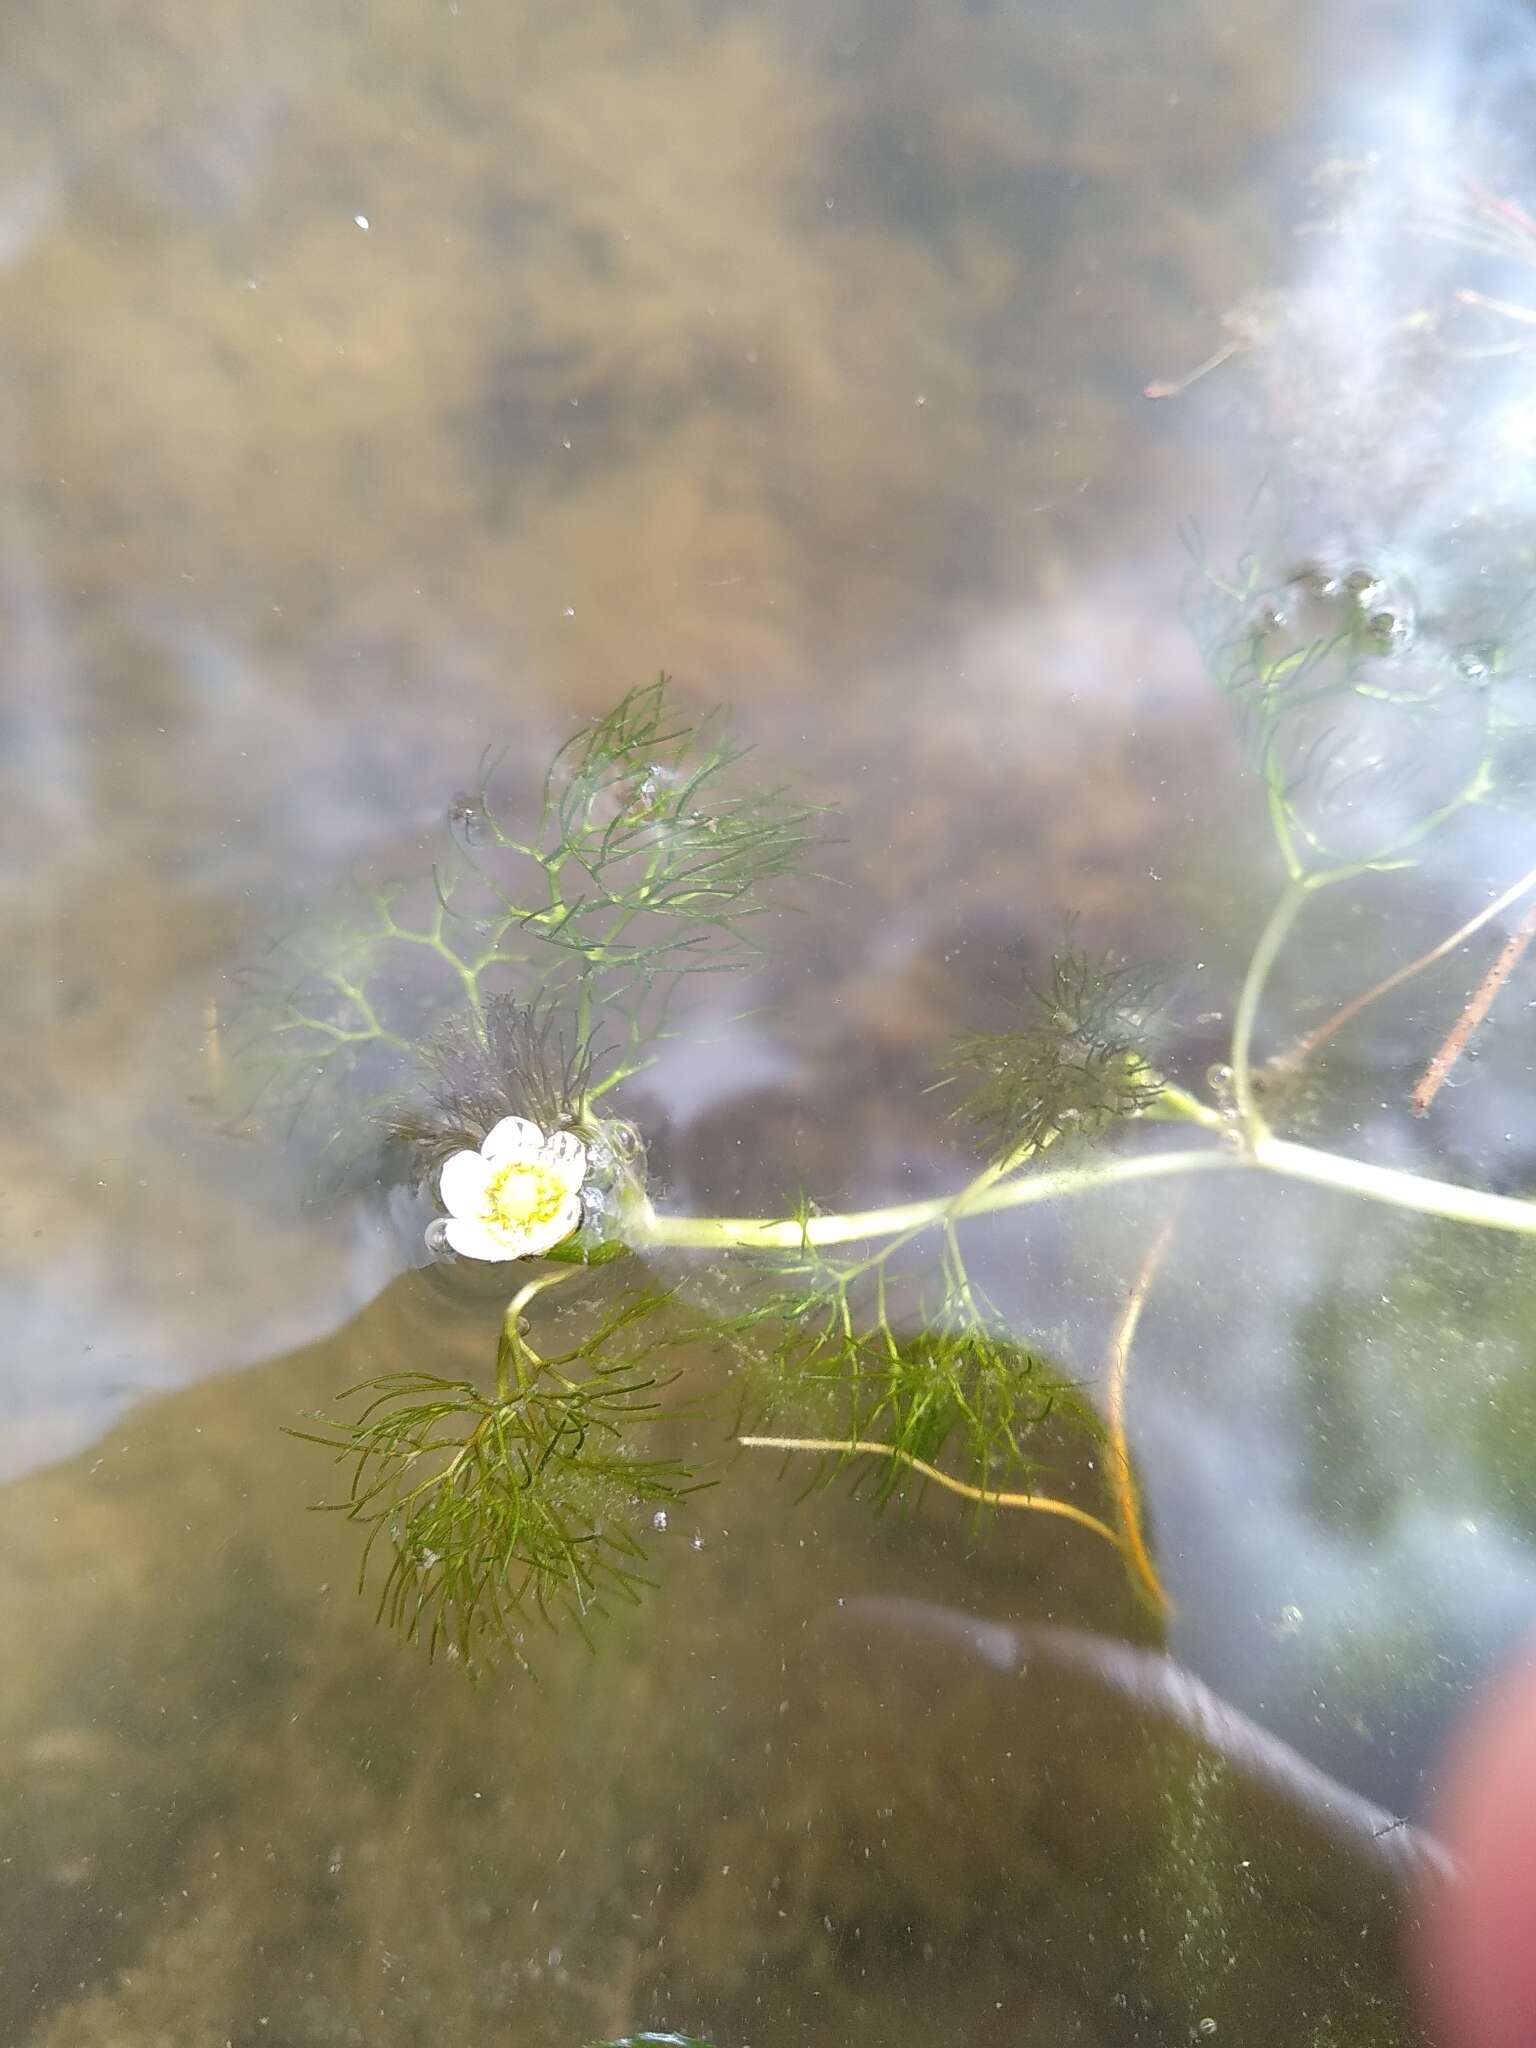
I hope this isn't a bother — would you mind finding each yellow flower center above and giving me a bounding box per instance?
[483,1160,574,1237]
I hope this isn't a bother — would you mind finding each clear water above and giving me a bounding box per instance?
[7,0,1536,2041]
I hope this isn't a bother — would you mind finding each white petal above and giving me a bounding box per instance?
[440,1149,494,1218]
[541,1192,584,1247]
[540,1129,588,1178]
[443,1215,523,1262]
[482,1115,545,1166]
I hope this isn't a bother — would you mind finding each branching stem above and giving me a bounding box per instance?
[496,1268,580,1400]
[636,1146,1244,1251]
[637,1133,1536,1252]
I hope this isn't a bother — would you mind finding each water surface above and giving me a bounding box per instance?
[7,1,1536,2042]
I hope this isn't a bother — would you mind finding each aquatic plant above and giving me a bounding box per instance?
[233,679,819,1180]
[240,620,1536,1669]
[588,2036,716,2047]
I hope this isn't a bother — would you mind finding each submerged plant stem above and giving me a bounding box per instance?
[738,1435,1126,1549]
[1231,879,1309,1135]
[1253,1135,1536,1232]
[1275,861,1536,1073]
[1104,1222,1175,1618]
[496,1267,579,1400]
[637,1146,1244,1251]
[638,1132,1536,1254]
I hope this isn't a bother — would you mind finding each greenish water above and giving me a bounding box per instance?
[7,0,1536,2041]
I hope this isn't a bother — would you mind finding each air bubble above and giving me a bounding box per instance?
[1366,608,1414,653]
[424,1217,453,1257]
[1457,645,1495,681]
[598,1118,644,1163]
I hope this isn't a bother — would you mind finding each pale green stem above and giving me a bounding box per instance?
[1230,880,1310,1137]
[1253,1136,1536,1235]
[633,1134,1536,1254]
[625,869,1536,1261]
[634,1146,1243,1250]
[1141,1080,1226,1131]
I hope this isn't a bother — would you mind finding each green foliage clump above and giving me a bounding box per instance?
[294,1276,697,1672]
[249,685,829,1667]
[378,991,596,1191]
[234,678,820,1160]
[733,1223,1091,1511]
[945,944,1165,1166]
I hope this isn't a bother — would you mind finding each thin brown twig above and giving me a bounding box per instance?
[1143,337,1243,401]
[1412,894,1536,1116]
[1103,1220,1176,1620]
[1270,863,1536,1074]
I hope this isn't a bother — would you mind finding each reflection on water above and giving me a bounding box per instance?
[8,0,1536,2039]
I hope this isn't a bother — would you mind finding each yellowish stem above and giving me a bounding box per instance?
[639,1146,1241,1251]
[1103,1223,1176,1618]
[738,1434,1126,1551]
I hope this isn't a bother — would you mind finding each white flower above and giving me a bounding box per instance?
[437,1116,587,1262]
